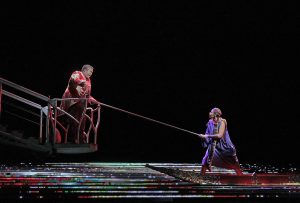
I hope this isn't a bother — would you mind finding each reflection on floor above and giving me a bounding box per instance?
[0,162,299,201]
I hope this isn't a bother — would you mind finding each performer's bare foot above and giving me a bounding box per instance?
[201,165,207,175]
[235,168,243,175]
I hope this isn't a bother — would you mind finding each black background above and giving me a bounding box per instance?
[0,1,299,167]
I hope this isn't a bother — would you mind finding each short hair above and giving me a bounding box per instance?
[82,64,94,71]
[210,107,222,117]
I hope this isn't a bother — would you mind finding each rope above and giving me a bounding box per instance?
[99,102,200,137]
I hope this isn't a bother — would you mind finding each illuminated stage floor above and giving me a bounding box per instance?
[0,162,299,202]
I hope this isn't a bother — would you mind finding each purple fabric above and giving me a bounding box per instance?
[201,119,240,170]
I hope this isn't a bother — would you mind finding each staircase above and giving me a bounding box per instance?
[0,77,100,156]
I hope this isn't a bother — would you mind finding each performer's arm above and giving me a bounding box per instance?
[89,96,100,105]
[199,120,226,139]
[68,71,86,97]
[71,71,86,85]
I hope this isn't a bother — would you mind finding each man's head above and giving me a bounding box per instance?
[82,64,94,79]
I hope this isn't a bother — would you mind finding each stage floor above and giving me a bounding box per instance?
[0,162,299,201]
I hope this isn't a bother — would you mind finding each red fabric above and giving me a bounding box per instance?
[59,70,93,143]
[55,128,61,143]
[61,71,92,111]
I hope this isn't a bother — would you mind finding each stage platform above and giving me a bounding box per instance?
[0,162,299,202]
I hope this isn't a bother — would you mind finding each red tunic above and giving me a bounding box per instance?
[61,71,92,111]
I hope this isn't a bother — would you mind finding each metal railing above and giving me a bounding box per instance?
[0,77,49,143]
[50,98,101,144]
[0,77,101,146]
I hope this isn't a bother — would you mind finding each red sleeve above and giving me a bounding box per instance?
[68,71,86,97]
[70,71,86,85]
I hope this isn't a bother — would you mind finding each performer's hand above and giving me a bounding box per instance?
[198,134,205,139]
[76,86,85,96]
[79,81,86,86]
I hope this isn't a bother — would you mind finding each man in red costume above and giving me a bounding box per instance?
[60,64,99,143]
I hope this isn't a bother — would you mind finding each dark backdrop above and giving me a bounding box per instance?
[0,1,299,167]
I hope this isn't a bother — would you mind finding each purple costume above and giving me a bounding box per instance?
[201,119,240,170]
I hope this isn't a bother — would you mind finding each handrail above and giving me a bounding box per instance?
[3,90,42,110]
[55,107,80,124]
[0,77,50,144]
[0,77,49,101]
[0,77,101,151]
[50,98,100,145]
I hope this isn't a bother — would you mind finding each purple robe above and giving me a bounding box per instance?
[201,119,240,170]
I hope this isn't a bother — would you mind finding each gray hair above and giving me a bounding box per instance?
[81,64,94,71]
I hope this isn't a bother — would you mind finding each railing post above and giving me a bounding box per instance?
[39,108,43,144]
[95,106,101,144]
[45,101,50,144]
[53,99,58,144]
[0,82,2,120]
[77,98,88,144]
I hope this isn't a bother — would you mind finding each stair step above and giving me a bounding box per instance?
[53,143,98,154]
